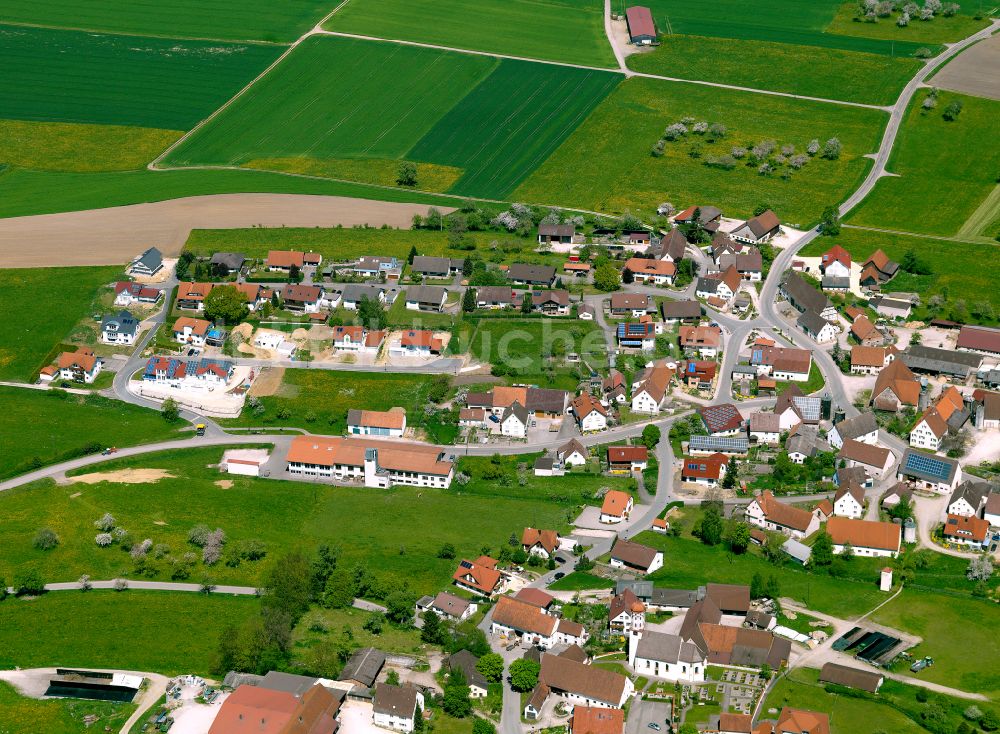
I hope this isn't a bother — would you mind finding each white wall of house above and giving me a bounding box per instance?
[833,494,864,519]
[833,542,897,558]
[909,421,944,451]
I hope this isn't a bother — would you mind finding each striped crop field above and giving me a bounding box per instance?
[164,36,498,167]
[324,0,616,68]
[0,0,333,42]
[408,60,620,198]
[166,36,620,200]
[0,24,283,130]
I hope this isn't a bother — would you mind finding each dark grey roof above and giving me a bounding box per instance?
[781,272,830,314]
[833,413,878,441]
[133,247,162,272]
[507,263,556,283]
[339,647,386,687]
[373,684,418,718]
[696,276,721,294]
[447,649,489,690]
[819,662,883,693]
[689,435,749,452]
[259,671,318,697]
[534,457,554,471]
[902,345,982,377]
[209,252,245,270]
[634,631,703,664]
[949,480,992,510]
[412,256,463,274]
[476,286,514,305]
[899,448,960,484]
[679,206,721,223]
[782,538,812,564]
[502,402,530,425]
[405,285,447,305]
[342,284,386,303]
[821,276,851,290]
[796,309,829,336]
[651,588,700,608]
[102,310,139,335]
[649,228,687,261]
[525,388,569,413]
[661,299,702,319]
[538,223,576,237]
[615,579,653,599]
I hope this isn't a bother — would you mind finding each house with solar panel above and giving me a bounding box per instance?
[698,403,745,436]
[687,434,749,457]
[617,322,657,351]
[896,448,962,494]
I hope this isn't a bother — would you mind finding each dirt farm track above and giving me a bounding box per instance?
[0,193,453,268]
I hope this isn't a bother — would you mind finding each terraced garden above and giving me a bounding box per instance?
[324,0,616,67]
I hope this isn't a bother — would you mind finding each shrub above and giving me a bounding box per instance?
[94,513,116,532]
[33,528,59,551]
[95,533,113,547]
[13,569,45,595]
[188,524,211,547]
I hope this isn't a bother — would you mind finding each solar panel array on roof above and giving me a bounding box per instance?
[904,451,953,481]
[792,396,822,421]
[460,560,473,569]
[689,435,749,451]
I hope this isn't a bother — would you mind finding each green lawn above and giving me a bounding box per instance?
[514,76,886,225]
[407,59,620,198]
[0,591,259,675]
[465,317,608,389]
[773,362,826,396]
[0,266,121,381]
[799,229,1000,325]
[386,296,459,330]
[0,448,576,593]
[826,0,989,45]
[848,91,1000,236]
[0,0,333,41]
[186,228,534,265]
[548,571,615,591]
[164,36,496,169]
[870,590,1000,699]
[0,387,181,480]
[0,167,465,219]
[0,24,282,130]
[219,369,447,435]
[324,0,616,67]
[0,680,135,734]
[626,36,921,105]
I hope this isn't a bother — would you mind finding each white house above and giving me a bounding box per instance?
[101,310,139,345]
[797,310,838,344]
[347,408,407,438]
[608,589,646,634]
[897,449,962,494]
[748,413,781,445]
[609,540,663,575]
[558,439,589,467]
[630,365,672,414]
[628,630,706,683]
[501,403,529,438]
[56,348,102,384]
[253,330,297,358]
[910,409,948,451]
[829,414,879,450]
[826,517,901,558]
[745,491,820,539]
[838,439,894,480]
[572,393,609,432]
[832,484,865,519]
[174,317,211,346]
[373,684,424,733]
[947,481,992,517]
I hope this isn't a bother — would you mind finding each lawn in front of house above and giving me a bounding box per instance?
[0,447,576,594]
[0,591,259,675]
[772,362,826,396]
[0,387,181,480]
[548,572,615,591]
[0,266,122,382]
[0,680,136,734]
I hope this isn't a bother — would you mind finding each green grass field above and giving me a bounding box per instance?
[848,91,1000,236]
[0,591,259,675]
[548,571,614,591]
[0,167,465,219]
[0,266,122,381]
[325,0,616,67]
[626,36,921,105]
[826,0,989,45]
[0,448,575,593]
[0,120,181,172]
[515,76,886,224]
[0,0,333,42]
[164,36,496,168]
[0,680,135,734]
[466,317,608,389]
[0,387,181,480]
[799,229,1000,324]
[407,59,620,198]
[0,24,282,130]
[870,591,1000,698]
[186,228,535,264]
[219,369,445,434]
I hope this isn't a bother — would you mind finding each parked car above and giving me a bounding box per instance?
[553,572,565,580]
[647,724,661,731]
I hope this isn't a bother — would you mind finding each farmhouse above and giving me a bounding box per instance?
[902,344,983,379]
[570,707,624,734]
[748,412,781,445]
[609,589,646,634]
[101,311,139,345]
[826,517,901,558]
[450,555,504,597]
[609,540,663,575]
[897,448,962,493]
[780,272,836,320]
[630,364,673,413]
[491,596,588,649]
[648,227,687,262]
[973,389,1000,430]
[538,223,576,245]
[286,435,454,488]
[404,285,448,312]
[624,257,675,285]
[860,249,899,286]
[610,293,652,317]
[785,426,830,464]
[56,348,102,384]
[499,402,529,438]
[507,263,556,286]
[943,514,990,548]
[838,439,894,479]
[850,345,895,375]
[608,446,648,472]
[871,359,920,412]
[625,6,657,44]
[695,265,740,301]
[208,683,341,734]
[774,385,822,429]
[128,247,163,277]
[676,205,722,232]
[730,210,780,244]
[527,653,633,717]
[600,490,634,523]
[758,709,830,734]
[373,684,424,733]
[679,325,722,359]
[828,413,879,450]
[628,630,706,683]
[797,310,838,344]
[346,408,407,437]
[467,386,569,419]
[411,256,464,278]
[832,483,865,519]
[681,453,728,487]
[947,480,992,517]
[746,491,820,539]
[661,299,702,323]
[416,591,477,622]
[819,245,851,278]
[749,345,812,382]
[717,250,763,281]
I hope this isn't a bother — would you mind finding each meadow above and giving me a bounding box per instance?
[0,121,181,172]
[466,317,608,389]
[0,387,181,480]
[164,36,497,168]
[515,76,886,225]
[799,229,1000,323]
[0,591,259,675]
[0,266,121,382]
[0,680,135,734]
[219,369,446,435]
[185,228,536,264]
[826,0,989,45]
[626,36,921,105]
[0,448,575,593]
[324,0,616,67]
[847,91,1000,236]
[407,60,620,198]
[0,25,282,130]
[0,0,332,42]
[0,167,465,219]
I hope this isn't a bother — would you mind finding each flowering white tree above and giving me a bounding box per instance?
[94,513,115,532]
[822,138,842,160]
[807,139,821,156]
[95,533,113,547]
